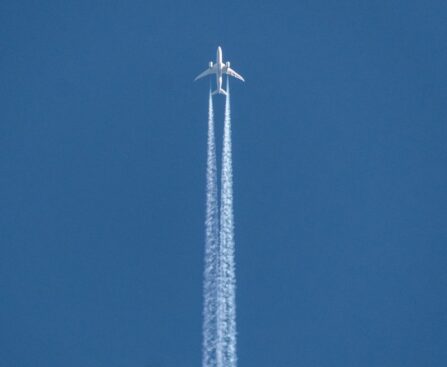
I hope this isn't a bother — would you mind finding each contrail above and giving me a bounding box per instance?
[217,79,237,367]
[202,79,237,367]
[203,88,219,367]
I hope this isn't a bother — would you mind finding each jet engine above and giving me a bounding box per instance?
[209,61,213,68]
[226,62,231,68]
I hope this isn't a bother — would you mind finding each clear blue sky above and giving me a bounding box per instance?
[1,1,446,366]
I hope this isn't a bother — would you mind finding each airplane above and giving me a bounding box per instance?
[194,46,245,96]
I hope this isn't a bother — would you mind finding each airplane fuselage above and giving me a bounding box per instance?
[215,46,224,93]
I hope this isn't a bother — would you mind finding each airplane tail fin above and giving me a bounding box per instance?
[212,89,227,96]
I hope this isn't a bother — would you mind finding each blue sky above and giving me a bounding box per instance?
[1,1,446,366]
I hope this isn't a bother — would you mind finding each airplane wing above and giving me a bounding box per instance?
[225,67,245,82]
[194,66,216,81]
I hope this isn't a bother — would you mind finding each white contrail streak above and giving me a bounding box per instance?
[203,89,219,367]
[218,79,237,367]
[202,80,237,367]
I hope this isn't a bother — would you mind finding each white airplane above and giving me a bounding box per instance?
[194,46,245,96]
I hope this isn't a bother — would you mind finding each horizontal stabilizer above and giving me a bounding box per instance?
[212,89,227,96]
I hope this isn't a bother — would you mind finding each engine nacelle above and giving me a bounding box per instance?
[226,61,231,68]
[209,61,213,68]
